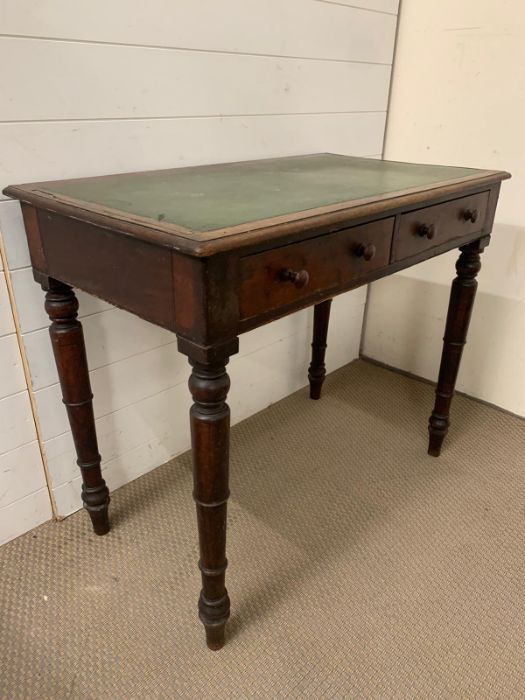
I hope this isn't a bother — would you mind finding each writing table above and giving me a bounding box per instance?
[4,154,510,649]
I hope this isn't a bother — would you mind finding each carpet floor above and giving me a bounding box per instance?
[1,359,524,699]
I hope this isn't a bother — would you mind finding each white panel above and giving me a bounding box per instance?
[0,112,386,194]
[20,329,57,390]
[52,433,189,517]
[9,267,112,334]
[27,304,316,395]
[0,200,30,270]
[325,289,368,371]
[23,307,174,391]
[0,488,52,546]
[34,342,186,441]
[0,334,26,399]
[46,379,193,494]
[364,0,523,416]
[324,0,398,13]
[8,269,49,333]
[0,0,398,64]
[0,441,47,508]
[229,293,365,424]
[240,309,310,357]
[363,274,525,417]
[391,224,525,304]
[229,336,309,424]
[363,274,449,380]
[0,391,36,455]
[0,39,391,121]
[0,272,15,337]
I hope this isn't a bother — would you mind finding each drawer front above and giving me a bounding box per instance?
[393,191,490,262]
[240,218,394,320]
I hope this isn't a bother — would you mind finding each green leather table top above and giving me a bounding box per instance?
[18,154,494,236]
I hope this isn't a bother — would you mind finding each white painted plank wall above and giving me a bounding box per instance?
[362,0,525,418]
[0,0,398,540]
[316,0,398,13]
[1,40,390,122]
[0,113,386,196]
[0,1,397,62]
[0,238,52,545]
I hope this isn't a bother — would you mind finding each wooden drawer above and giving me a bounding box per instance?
[392,191,489,262]
[240,218,394,320]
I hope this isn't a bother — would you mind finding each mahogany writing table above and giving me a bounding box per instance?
[4,154,510,650]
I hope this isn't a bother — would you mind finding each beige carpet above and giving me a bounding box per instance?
[1,360,524,699]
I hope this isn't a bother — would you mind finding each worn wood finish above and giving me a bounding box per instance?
[239,218,393,320]
[309,300,333,400]
[3,154,510,649]
[172,253,240,347]
[428,238,488,456]
[44,278,110,535]
[236,227,497,334]
[393,191,490,262]
[188,358,232,650]
[38,209,176,330]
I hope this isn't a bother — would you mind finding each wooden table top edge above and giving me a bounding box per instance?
[2,165,510,259]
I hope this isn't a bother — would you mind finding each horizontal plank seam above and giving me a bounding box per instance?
[38,321,324,395]
[0,327,18,340]
[21,307,119,334]
[315,1,397,15]
[39,376,189,444]
[0,230,58,517]
[0,33,394,66]
[15,305,116,335]
[0,485,50,512]
[0,385,35,403]
[51,437,192,491]
[0,110,388,126]
[48,337,365,490]
[0,438,40,461]
[33,338,178,392]
[0,481,50,509]
[37,328,317,442]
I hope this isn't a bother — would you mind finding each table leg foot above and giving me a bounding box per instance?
[83,493,111,535]
[200,593,229,650]
[204,625,226,651]
[427,239,485,456]
[308,299,332,400]
[427,416,448,457]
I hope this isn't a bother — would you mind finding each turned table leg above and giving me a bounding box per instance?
[44,279,110,534]
[188,359,231,650]
[308,299,332,400]
[428,239,486,456]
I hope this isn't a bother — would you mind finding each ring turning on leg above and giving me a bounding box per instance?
[188,360,232,649]
[308,299,332,400]
[428,240,485,456]
[44,279,110,534]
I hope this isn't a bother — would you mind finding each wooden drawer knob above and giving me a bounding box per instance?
[355,243,377,261]
[417,223,435,240]
[279,267,310,289]
[463,208,479,223]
